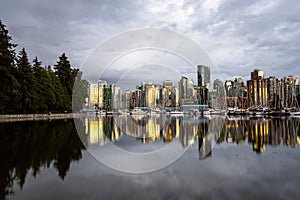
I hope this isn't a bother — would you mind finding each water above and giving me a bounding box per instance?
[1,116,300,199]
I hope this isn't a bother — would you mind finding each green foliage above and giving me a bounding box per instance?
[16,48,39,113]
[0,20,17,69]
[0,66,21,114]
[72,71,89,112]
[0,20,88,114]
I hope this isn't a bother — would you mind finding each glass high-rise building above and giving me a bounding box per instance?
[197,65,210,87]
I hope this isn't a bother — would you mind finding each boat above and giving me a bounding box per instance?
[210,109,227,115]
[226,107,236,115]
[168,110,184,116]
[96,110,106,116]
[131,108,147,115]
[149,108,166,115]
[291,111,300,115]
[288,108,300,116]
[248,106,270,116]
[267,109,290,116]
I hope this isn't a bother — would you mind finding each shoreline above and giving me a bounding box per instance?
[0,113,83,122]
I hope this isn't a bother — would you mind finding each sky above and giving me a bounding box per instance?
[1,0,300,89]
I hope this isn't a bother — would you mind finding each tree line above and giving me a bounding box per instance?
[0,20,88,114]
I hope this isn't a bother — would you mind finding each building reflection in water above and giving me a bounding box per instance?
[85,115,300,156]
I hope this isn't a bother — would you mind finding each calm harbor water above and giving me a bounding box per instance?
[1,115,300,199]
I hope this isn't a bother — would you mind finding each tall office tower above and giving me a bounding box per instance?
[98,80,107,109]
[163,80,174,107]
[137,82,156,108]
[103,84,112,111]
[224,80,233,97]
[233,78,245,96]
[268,76,278,109]
[247,69,268,107]
[179,76,195,105]
[173,87,179,107]
[197,65,210,87]
[283,75,299,108]
[88,83,99,108]
[179,76,187,101]
[123,90,132,109]
[233,78,247,108]
[112,86,122,110]
[145,83,157,108]
[163,80,173,93]
[251,69,264,80]
[213,79,225,96]
[212,79,226,109]
[88,80,107,109]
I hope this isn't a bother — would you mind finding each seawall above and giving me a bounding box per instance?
[0,113,83,122]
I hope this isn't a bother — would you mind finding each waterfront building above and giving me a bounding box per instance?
[267,76,278,109]
[88,80,107,109]
[194,86,209,105]
[179,76,195,105]
[247,69,268,107]
[283,75,299,108]
[97,80,107,109]
[224,78,247,108]
[103,84,112,111]
[145,83,157,108]
[197,65,210,88]
[123,90,132,110]
[225,80,233,97]
[211,79,226,109]
[112,86,122,110]
[224,80,234,108]
[197,65,211,106]
[88,83,99,108]
[251,69,264,80]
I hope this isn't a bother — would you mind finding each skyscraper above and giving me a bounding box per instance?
[179,76,195,105]
[197,65,210,87]
[247,69,268,107]
[251,69,264,80]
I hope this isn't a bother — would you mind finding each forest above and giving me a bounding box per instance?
[0,20,88,114]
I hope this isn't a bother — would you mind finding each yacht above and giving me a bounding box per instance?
[289,108,300,116]
[96,110,106,116]
[168,110,184,116]
[131,108,147,115]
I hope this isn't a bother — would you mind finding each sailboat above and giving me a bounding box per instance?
[289,88,300,116]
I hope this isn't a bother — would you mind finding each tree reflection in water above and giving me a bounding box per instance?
[0,119,87,199]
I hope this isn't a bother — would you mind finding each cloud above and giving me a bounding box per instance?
[1,0,300,82]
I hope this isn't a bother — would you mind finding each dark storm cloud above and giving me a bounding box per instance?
[193,0,300,79]
[1,0,146,66]
[1,0,299,81]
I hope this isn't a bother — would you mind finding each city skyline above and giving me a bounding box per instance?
[88,66,300,111]
[88,66,300,92]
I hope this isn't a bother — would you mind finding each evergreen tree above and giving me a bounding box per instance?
[0,20,17,69]
[54,53,77,112]
[0,66,21,113]
[16,48,39,113]
[49,67,67,113]
[0,20,21,114]
[32,57,49,113]
[42,66,56,112]
[72,71,89,112]
[0,20,88,114]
